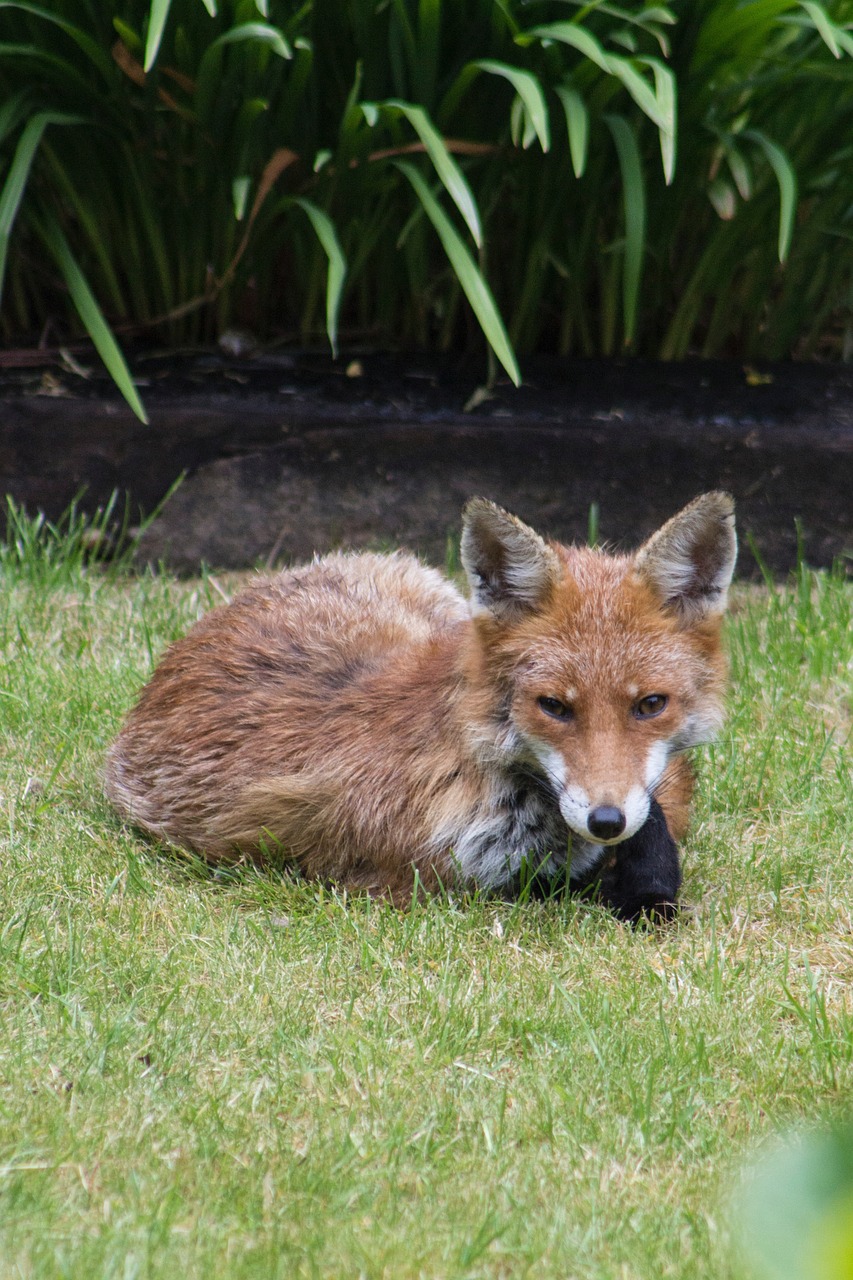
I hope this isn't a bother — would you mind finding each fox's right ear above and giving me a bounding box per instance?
[634,491,737,624]
[461,499,560,620]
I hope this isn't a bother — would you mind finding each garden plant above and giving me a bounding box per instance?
[2,0,853,418]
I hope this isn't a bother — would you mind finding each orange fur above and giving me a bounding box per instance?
[105,495,736,906]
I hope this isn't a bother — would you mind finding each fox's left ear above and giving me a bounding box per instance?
[461,499,560,620]
[634,491,737,623]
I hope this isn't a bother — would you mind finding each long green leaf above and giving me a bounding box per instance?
[209,22,292,60]
[800,1,841,57]
[0,90,30,147]
[40,219,148,424]
[143,0,172,72]
[745,129,797,261]
[639,57,677,183]
[604,114,645,348]
[472,60,550,152]
[395,161,519,385]
[554,84,588,178]
[520,23,611,74]
[381,100,482,246]
[291,198,347,358]
[607,55,669,132]
[0,2,114,79]
[0,111,84,299]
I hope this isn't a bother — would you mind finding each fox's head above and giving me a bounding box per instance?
[460,493,737,846]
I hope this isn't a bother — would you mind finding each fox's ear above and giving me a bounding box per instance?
[461,499,560,619]
[634,492,737,623]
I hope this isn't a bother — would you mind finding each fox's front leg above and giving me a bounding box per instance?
[597,797,682,923]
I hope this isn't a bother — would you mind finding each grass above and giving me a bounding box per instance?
[0,514,851,1279]
[3,0,853,418]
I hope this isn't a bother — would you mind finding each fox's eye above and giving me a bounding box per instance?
[634,694,668,719]
[538,696,573,721]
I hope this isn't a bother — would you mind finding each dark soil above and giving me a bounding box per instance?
[1,348,850,575]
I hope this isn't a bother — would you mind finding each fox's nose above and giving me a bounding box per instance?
[587,806,626,841]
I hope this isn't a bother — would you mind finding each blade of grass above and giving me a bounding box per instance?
[395,160,519,385]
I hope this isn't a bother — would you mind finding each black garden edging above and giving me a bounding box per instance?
[1,351,850,575]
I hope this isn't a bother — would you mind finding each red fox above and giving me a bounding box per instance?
[105,493,736,919]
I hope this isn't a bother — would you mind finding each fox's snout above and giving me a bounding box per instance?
[586,805,627,842]
[557,782,652,846]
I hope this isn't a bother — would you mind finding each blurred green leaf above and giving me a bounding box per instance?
[520,23,611,74]
[395,161,519,385]
[379,100,483,246]
[290,198,347,358]
[800,1,842,58]
[607,55,669,132]
[209,22,292,61]
[143,0,172,72]
[39,218,148,424]
[640,56,677,183]
[604,114,646,347]
[554,84,588,178]
[745,128,797,261]
[472,60,550,152]
[0,111,84,298]
[740,1123,853,1280]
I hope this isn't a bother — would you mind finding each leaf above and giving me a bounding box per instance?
[143,0,172,72]
[0,111,85,299]
[472,60,550,152]
[607,55,669,132]
[290,198,347,358]
[639,57,677,183]
[0,3,115,79]
[232,176,250,221]
[708,177,737,220]
[725,146,752,200]
[604,115,646,348]
[800,1,841,57]
[209,22,292,60]
[395,161,520,385]
[39,219,148,423]
[381,100,483,246]
[0,89,30,147]
[554,84,588,178]
[520,23,611,74]
[745,129,797,261]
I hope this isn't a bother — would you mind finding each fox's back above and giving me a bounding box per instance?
[104,551,471,855]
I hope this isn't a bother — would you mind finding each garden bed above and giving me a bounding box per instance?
[1,349,850,574]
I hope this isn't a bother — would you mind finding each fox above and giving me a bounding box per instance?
[105,492,737,920]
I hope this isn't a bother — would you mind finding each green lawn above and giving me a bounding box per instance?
[0,523,851,1279]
